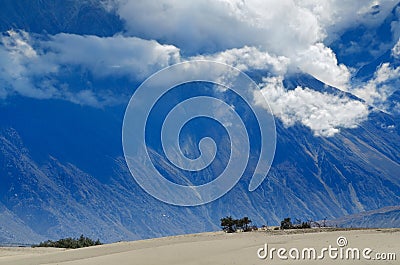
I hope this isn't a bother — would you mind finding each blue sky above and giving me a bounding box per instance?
[0,0,399,136]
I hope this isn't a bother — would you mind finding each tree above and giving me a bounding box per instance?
[220,216,254,232]
[280,217,293,229]
[280,217,311,229]
[235,218,243,231]
[241,217,252,231]
[220,216,236,233]
[301,221,311,229]
[33,235,102,249]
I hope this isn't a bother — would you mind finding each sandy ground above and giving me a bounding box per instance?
[0,228,398,265]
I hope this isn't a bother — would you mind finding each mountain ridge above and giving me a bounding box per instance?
[0,0,399,244]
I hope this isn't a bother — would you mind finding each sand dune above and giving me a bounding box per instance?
[0,229,398,265]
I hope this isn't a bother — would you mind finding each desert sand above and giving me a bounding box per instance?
[0,228,398,265]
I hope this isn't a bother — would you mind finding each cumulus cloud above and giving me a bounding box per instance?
[191,46,290,75]
[350,38,400,111]
[303,0,399,41]
[1,29,365,136]
[112,0,397,52]
[0,30,182,106]
[352,63,400,110]
[259,76,369,137]
[295,43,351,90]
[42,33,181,80]
[110,0,398,90]
[0,30,289,107]
[1,0,398,137]
[0,30,59,99]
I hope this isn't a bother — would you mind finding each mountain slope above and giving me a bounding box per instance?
[0,0,399,244]
[0,0,123,36]
[0,126,220,243]
[0,202,44,246]
[327,206,400,228]
[2,85,399,243]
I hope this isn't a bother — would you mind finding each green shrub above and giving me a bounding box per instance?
[280,217,293,229]
[220,216,253,233]
[220,216,236,233]
[33,235,102,249]
[280,217,311,229]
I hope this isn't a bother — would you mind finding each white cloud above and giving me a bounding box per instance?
[352,62,400,109]
[259,76,369,137]
[110,0,398,90]
[300,0,399,41]
[351,38,400,112]
[0,1,397,136]
[191,46,290,75]
[42,33,181,80]
[0,30,59,99]
[295,43,351,90]
[0,30,182,106]
[392,38,400,58]
[113,0,397,52]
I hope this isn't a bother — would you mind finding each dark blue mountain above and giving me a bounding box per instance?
[0,0,123,36]
[327,206,400,228]
[0,1,399,244]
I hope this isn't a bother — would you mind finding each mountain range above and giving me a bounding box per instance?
[0,0,399,244]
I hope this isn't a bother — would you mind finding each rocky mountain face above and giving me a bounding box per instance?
[327,206,400,228]
[0,127,218,243]
[0,201,44,246]
[0,1,399,243]
[0,93,398,244]
[0,0,123,36]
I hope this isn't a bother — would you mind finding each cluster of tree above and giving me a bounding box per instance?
[280,218,311,230]
[33,235,102,249]
[220,216,253,233]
